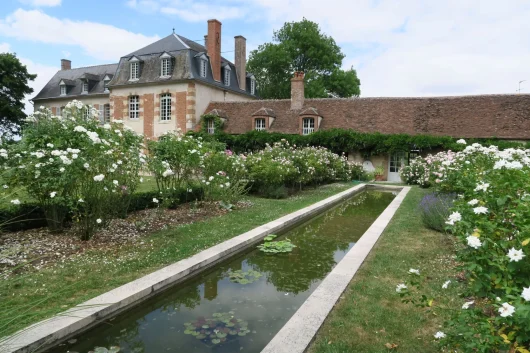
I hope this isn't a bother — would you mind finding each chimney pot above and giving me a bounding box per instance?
[291,71,305,110]
[234,36,246,91]
[207,19,222,82]
[61,59,71,70]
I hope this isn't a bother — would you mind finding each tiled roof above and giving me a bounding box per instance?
[205,94,530,139]
[33,64,118,101]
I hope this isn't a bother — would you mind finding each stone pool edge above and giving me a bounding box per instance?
[260,185,411,353]
[1,183,371,353]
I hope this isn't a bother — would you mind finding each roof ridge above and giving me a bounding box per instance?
[64,63,118,71]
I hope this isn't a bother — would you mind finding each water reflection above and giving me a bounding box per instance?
[56,190,394,353]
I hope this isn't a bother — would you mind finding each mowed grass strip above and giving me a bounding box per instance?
[308,187,460,353]
[0,183,352,338]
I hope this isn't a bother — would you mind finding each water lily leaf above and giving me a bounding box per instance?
[202,325,209,328]
[238,331,247,336]
[212,339,221,344]
[217,332,227,338]
[109,347,120,353]
[94,348,109,353]
[196,334,207,339]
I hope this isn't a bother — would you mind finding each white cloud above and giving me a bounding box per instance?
[0,9,159,61]
[19,0,62,7]
[17,57,57,114]
[61,50,71,58]
[0,42,11,53]
[160,3,247,22]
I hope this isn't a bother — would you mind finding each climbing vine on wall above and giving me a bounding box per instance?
[200,114,225,134]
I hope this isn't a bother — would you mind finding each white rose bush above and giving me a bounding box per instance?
[3,101,145,239]
[399,142,530,352]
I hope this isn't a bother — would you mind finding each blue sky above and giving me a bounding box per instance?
[1,0,530,112]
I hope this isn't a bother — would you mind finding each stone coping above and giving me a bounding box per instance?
[260,186,411,353]
[1,183,374,353]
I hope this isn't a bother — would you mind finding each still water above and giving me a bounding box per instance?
[56,190,395,353]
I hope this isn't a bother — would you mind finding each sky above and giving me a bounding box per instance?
[1,0,530,113]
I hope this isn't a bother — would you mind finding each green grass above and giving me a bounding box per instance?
[0,183,353,339]
[308,187,460,353]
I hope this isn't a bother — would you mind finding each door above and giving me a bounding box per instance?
[388,152,407,182]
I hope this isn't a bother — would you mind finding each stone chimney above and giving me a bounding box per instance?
[234,36,246,91]
[61,59,71,70]
[204,35,208,53]
[207,19,222,82]
[291,72,305,110]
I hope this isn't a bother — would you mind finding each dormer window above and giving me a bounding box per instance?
[130,62,139,80]
[60,84,66,96]
[200,58,207,78]
[160,53,173,77]
[223,65,231,86]
[207,119,215,134]
[250,78,256,95]
[255,118,266,131]
[104,80,110,92]
[82,82,89,94]
[302,117,315,135]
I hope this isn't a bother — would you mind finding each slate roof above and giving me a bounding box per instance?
[32,64,118,101]
[205,94,530,140]
[110,33,256,98]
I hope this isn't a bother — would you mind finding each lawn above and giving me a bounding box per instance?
[308,187,460,353]
[0,182,353,339]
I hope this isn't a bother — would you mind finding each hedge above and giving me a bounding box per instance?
[188,129,528,155]
[0,187,204,232]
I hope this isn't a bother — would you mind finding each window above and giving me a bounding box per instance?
[82,82,89,94]
[60,106,66,118]
[250,78,255,95]
[98,105,104,124]
[224,67,231,86]
[129,96,139,119]
[255,118,266,131]
[130,62,139,80]
[104,104,111,123]
[302,117,314,135]
[200,59,207,78]
[161,58,172,77]
[56,106,61,117]
[207,119,215,134]
[84,107,91,120]
[60,84,66,96]
[104,80,110,93]
[160,93,171,121]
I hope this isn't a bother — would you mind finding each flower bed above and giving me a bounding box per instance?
[399,141,530,352]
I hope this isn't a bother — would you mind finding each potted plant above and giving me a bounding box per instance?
[374,166,385,181]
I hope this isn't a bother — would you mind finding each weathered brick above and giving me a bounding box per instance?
[176,91,187,132]
[143,93,154,138]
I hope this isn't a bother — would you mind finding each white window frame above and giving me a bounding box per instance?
[130,62,139,80]
[60,84,66,96]
[82,82,89,94]
[84,107,91,120]
[255,118,266,131]
[129,95,139,119]
[56,106,61,117]
[98,105,104,124]
[250,78,256,95]
[200,59,207,78]
[161,58,172,77]
[160,93,172,121]
[104,104,111,123]
[104,80,110,93]
[302,117,315,135]
[224,67,231,86]
[207,119,215,134]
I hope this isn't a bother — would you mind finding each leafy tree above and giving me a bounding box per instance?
[0,53,36,137]
[247,18,360,99]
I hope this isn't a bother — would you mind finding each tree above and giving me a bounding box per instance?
[247,19,360,99]
[0,53,36,137]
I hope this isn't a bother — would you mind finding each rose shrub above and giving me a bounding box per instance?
[3,101,145,239]
[399,141,530,352]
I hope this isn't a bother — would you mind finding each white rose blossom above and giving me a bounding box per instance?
[396,283,407,293]
[507,248,525,262]
[498,303,515,317]
[434,331,446,339]
[466,235,482,249]
[522,287,530,301]
[93,174,105,182]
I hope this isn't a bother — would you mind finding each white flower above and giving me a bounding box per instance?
[96,218,102,224]
[408,268,420,275]
[434,331,446,339]
[522,287,530,301]
[442,280,451,289]
[498,302,515,317]
[456,139,466,145]
[59,167,65,173]
[162,169,174,177]
[46,143,54,148]
[3,185,8,189]
[84,163,90,169]
[103,123,111,129]
[466,235,482,249]
[396,283,407,293]
[507,248,525,262]
[462,301,474,309]
[205,181,210,186]
[72,154,78,159]
[208,176,214,181]
[468,199,479,206]
[78,199,84,203]
[10,199,21,205]
[113,180,119,186]
[225,182,230,187]
[140,177,144,183]
[50,191,57,198]
[93,174,105,182]
[473,206,488,214]
[446,212,462,225]
[187,188,192,192]
[74,126,87,132]
[152,198,159,204]
[474,182,490,192]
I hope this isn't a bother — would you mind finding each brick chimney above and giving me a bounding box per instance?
[234,36,246,91]
[291,72,305,110]
[61,59,71,70]
[207,19,222,82]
